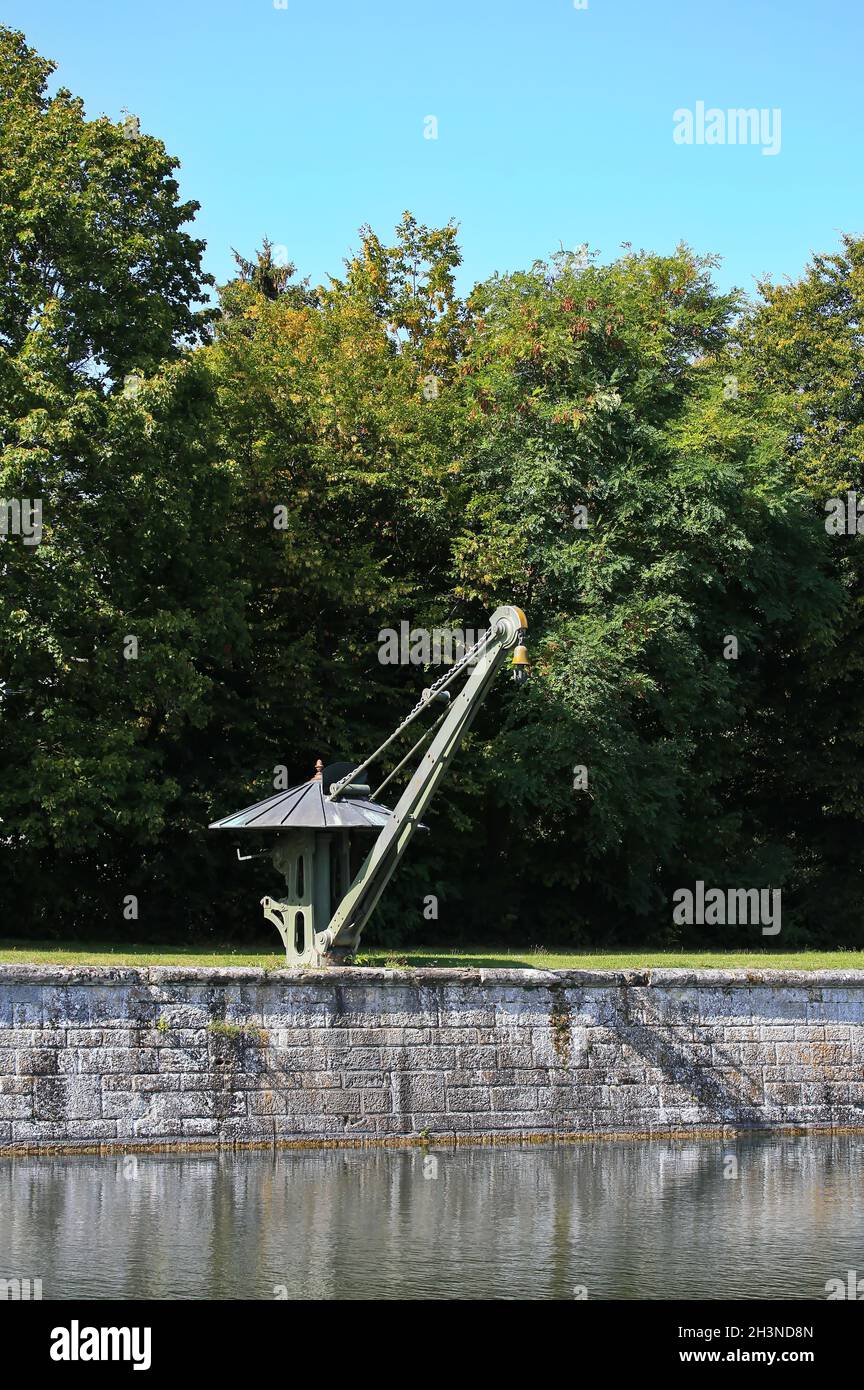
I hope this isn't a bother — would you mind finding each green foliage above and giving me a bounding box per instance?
[443,247,846,940]
[1,25,861,948]
[331,211,470,374]
[728,238,864,932]
[0,27,213,384]
[0,26,235,933]
[740,236,864,499]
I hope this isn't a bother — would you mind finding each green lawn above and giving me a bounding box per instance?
[0,940,862,970]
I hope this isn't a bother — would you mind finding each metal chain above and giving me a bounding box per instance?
[370,705,449,801]
[328,624,494,799]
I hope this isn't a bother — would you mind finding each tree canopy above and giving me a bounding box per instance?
[1,25,861,947]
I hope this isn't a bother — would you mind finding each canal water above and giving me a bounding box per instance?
[1,1135,861,1299]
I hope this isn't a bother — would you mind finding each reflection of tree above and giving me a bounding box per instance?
[0,1137,860,1299]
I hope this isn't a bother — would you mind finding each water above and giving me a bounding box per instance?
[1,1135,862,1299]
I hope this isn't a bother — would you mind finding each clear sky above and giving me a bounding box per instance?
[6,0,863,300]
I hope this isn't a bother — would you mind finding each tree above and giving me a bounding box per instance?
[223,238,317,314]
[740,236,864,499]
[0,26,214,388]
[0,28,235,935]
[330,211,471,376]
[444,246,845,941]
[2,22,859,948]
[727,238,864,935]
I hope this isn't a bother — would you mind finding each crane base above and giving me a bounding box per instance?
[261,898,357,966]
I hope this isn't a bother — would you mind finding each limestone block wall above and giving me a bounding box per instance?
[0,965,862,1150]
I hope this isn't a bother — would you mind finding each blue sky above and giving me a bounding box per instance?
[7,0,863,300]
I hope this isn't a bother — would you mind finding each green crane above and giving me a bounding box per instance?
[210,605,527,965]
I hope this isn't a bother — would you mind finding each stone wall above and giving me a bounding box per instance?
[0,965,862,1151]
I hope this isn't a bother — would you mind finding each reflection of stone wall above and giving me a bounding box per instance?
[1,966,863,1149]
[1,1137,859,1299]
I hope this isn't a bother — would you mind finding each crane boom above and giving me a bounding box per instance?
[315,604,526,962]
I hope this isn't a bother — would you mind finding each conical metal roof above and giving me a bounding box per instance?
[209,778,392,833]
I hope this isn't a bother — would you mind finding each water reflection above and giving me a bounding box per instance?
[1,1135,861,1299]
